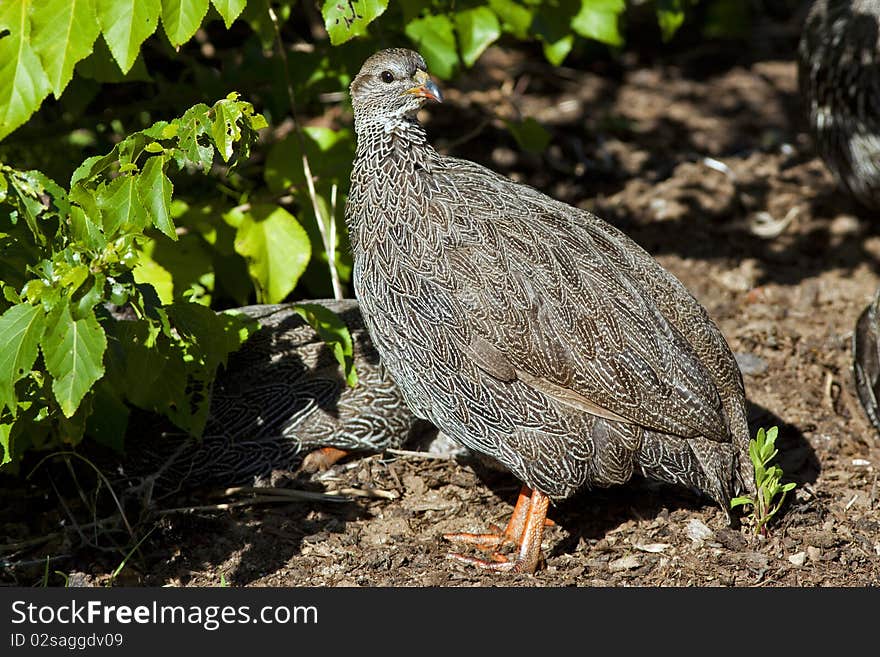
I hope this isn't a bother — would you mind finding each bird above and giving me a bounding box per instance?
[798,0,880,210]
[798,1,880,431]
[115,299,427,496]
[344,48,756,573]
[853,288,880,431]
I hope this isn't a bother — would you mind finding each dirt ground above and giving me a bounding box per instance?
[3,10,880,587]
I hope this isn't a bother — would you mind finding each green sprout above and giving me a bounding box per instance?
[730,426,796,536]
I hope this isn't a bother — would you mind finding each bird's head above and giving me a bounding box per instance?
[350,48,443,133]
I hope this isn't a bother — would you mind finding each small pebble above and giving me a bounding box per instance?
[608,555,641,572]
[735,352,768,376]
[788,551,807,567]
[686,518,714,543]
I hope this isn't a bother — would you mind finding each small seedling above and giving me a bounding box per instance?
[730,426,796,536]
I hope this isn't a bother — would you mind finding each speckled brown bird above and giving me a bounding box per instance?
[118,300,425,495]
[799,1,880,430]
[798,0,880,210]
[344,48,755,573]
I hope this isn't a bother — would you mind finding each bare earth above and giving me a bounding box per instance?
[3,23,879,587]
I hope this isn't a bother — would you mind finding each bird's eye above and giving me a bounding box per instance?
[380,70,394,83]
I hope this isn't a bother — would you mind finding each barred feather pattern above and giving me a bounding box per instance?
[345,49,755,508]
[798,0,880,209]
[853,288,880,430]
[120,300,423,494]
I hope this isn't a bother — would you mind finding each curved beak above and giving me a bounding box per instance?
[405,70,443,103]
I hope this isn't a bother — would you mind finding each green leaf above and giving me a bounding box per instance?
[505,117,551,153]
[175,103,214,170]
[322,0,389,45]
[96,174,149,236]
[293,302,358,387]
[571,0,624,47]
[167,300,252,368]
[133,233,214,305]
[74,34,151,83]
[455,7,501,68]
[405,14,458,80]
[0,303,46,413]
[729,496,752,509]
[0,1,53,141]
[211,98,243,163]
[137,155,176,239]
[161,0,210,47]
[655,0,685,42]
[532,2,577,66]
[488,0,534,39]
[96,0,161,74]
[30,0,101,98]
[211,0,247,28]
[228,204,311,304]
[0,422,11,465]
[41,303,107,417]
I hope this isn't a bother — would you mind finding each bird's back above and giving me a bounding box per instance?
[350,149,753,504]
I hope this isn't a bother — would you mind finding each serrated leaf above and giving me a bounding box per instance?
[96,0,161,74]
[455,7,501,68]
[31,0,101,98]
[293,302,358,387]
[571,0,624,47]
[0,303,45,413]
[96,174,149,236]
[42,303,107,417]
[405,14,458,79]
[230,204,311,304]
[176,103,214,170]
[138,155,175,239]
[162,0,210,47]
[322,0,389,45]
[74,33,152,83]
[0,2,53,141]
[211,0,247,28]
[211,99,243,162]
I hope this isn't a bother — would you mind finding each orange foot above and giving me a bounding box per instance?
[443,485,551,574]
[300,447,350,473]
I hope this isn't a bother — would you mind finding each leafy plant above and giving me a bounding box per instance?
[730,426,796,536]
[0,95,266,468]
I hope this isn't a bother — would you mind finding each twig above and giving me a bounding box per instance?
[384,448,456,460]
[330,487,398,500]
[268,6,343,300]
[219,486,348,501]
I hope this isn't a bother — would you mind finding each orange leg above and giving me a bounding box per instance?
[443,485,534,551]
[445,487,551,574]
[300,447,350,473]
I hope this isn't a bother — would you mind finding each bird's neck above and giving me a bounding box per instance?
[353,113,434,169]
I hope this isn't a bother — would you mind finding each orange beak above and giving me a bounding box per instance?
[405,70,443,103]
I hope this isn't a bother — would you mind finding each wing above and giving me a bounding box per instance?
[422,156,732,442]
